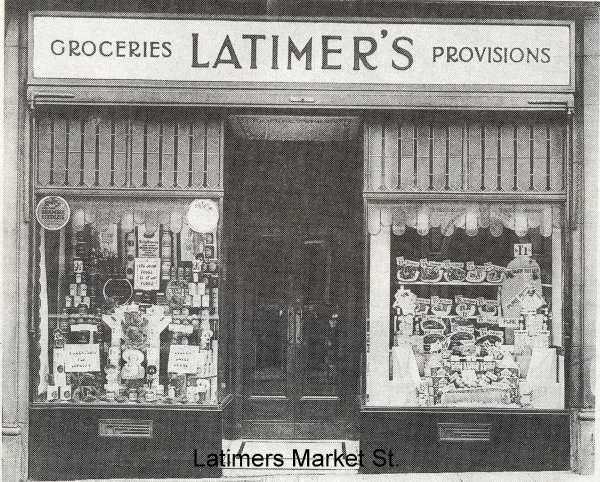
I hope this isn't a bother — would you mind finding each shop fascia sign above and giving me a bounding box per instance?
[30,14,573,89]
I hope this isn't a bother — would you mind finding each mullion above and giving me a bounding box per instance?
[173,122,179,187]
[546,124,551,191]
[397,122,402,189]
[142,117,148,187]
[445,124,450,190]
[49,116,55,185]
[529,124,535,190]
[94,120,100,186]
[428,123,434,190]
[79,116,85,186]
[110,115,115,187]
[497,123,502,191]
[158,120,163,187]
[188,121,194,187]
[480,124,485,191]
[64,116,69,186]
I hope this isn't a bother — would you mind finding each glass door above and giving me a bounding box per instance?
[241,232,351,438]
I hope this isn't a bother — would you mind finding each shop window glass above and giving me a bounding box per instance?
[32,198,225,405]
[367,202,564,409]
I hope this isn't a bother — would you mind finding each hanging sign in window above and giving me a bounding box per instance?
[133,258,161,291]
[137,229,160,258]
[168,345,200,374]
[64,344,100,372]
[31,16,572,88]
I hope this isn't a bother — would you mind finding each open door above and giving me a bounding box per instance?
[225,127,363,439]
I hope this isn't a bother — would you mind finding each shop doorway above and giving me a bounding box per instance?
[224,115,364,438]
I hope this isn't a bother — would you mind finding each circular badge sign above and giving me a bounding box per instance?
[187,199,219,232]
[36,196,70,231]
[103,278,133,306]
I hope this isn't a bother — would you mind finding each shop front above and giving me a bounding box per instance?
[2,2,597,480]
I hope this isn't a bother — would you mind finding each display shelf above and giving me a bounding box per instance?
[30,392,232,410]
[397,281,552,288]
[397,281,501,286]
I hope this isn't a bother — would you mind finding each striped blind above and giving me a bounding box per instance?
[35,108,223,191]
[365,114,567,194]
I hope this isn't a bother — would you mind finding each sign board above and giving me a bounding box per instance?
[137,229,160,257]
[64,344,100,372]
[168,345,200,374]
[31,16,572,88]
[133,257,161,291]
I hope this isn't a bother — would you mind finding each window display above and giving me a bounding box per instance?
[379,203,564,409]
[32,198,224,405]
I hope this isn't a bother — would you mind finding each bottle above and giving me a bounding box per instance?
[518,314,525,331]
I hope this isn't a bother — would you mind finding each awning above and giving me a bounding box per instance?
[367,202,562,237]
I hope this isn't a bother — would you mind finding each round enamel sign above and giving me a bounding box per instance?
[36,196,71,231]
[187,199,219,232]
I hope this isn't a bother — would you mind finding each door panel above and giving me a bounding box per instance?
[297,306,341,398]
[250,302,288,395]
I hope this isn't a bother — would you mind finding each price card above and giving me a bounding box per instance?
[499,317,521,329]
[134,258,161,290]
[168,345,200,374]
[168,323,194,334]
[64,344,100,372]
[514,330,531,347]
[514,243,532,257]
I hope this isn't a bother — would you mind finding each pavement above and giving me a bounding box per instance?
[33,473,595,481]
[30,440,596,481]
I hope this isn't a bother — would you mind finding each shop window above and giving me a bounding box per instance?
[366,202,565,409]
[31,197,225,405]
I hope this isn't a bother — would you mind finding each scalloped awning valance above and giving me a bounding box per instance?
[68,199,217,234]
[367,202,562,237]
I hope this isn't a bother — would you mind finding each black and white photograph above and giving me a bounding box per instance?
[1,1,598,480]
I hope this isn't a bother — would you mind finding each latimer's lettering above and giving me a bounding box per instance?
[190,32,414,71]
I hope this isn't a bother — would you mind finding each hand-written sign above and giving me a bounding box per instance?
[168,345,200,374]
[64,344,100,372]
[134,258,161,291]
[32,17,572,87]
